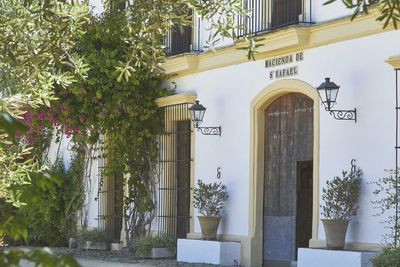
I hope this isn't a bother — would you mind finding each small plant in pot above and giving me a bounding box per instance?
[321,164,362,250]
[193,179,228,240]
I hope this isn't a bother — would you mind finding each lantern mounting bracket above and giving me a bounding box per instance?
[328,108,357,122]
[195,126,221,136]
[189,100,222,136]
[317,77,357,123]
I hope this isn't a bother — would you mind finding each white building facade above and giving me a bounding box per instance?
[81,1,400,266]
[158,2,400,267]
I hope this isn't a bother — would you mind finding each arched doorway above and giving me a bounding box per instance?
[263,93,313,266]
[247,80,320,267]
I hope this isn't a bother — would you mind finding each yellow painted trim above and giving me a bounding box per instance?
[248,79,320,267]
[386,55,400,69]
[309,239,383,252]
[155,93,197,107]
[162,8,394,77]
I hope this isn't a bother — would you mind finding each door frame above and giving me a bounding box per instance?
[248,79,320,267]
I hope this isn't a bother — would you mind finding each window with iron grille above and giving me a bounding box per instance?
[98,164,124,242]
[157,103,193,238]
[238,0,313,37]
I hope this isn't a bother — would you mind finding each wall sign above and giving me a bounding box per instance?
[265,52,304,80]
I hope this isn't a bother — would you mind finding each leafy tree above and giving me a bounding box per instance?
[20,0,252,249]
[325,0,400,28]
[0,0,88,266]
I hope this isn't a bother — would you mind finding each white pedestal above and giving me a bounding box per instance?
[298,248,379,267]
[110,242,124,251]
[177,239,241,266]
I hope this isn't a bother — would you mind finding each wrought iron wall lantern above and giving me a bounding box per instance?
[189,100,221,136]
[317,77,357,122]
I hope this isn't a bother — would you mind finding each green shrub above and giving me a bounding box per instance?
[321,166,362,220]
[76,228,108,248]
[132,234,176,258]
[372,247,400,267]
[193,180,229,216]
[19,155,84,246]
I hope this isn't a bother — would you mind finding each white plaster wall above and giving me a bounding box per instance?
[46,131,73,168]
[46,131,101,228]
[84,152,101,228]
[168,29,400,243]
[312,0,353,23]
[89,0,104,15]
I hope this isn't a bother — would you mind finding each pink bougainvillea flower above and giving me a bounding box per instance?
[24,112,33,124]
[38,112,46,120]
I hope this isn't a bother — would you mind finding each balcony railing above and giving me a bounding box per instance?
[165,16,202,57]
[238,0,313,37]
[165,26,193,56]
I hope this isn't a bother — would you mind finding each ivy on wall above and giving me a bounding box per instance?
[24,12,172,247]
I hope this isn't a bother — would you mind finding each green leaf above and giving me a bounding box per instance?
[0,112,28,140]
[323,0,337,5]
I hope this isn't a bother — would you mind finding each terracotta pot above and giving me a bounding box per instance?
[198,216,221,240]
[322,219,350,250]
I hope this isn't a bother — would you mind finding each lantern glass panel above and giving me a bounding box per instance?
[198,109,205,122]
[191,109,205,123]
[317,88,327,103]
[189,108,196,122]
[329,88,339,103]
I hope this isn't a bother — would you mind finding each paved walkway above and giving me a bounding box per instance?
[21,258,156,267]
[78,259,156,267]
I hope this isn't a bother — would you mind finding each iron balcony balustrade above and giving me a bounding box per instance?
[165,0,313,56]
[237,0,314,37]
[165,22,201,57]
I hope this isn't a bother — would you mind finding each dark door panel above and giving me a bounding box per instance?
[263,93,313,266]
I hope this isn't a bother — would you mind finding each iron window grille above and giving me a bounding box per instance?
[157,103,193,238]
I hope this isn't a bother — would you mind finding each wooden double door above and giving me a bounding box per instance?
[263,93,313,267]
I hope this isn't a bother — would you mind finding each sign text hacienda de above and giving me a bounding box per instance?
[265,52,304,80]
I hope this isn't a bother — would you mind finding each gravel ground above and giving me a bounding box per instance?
[2,247,221,267]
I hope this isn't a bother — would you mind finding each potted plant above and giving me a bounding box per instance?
[193,179,228,240]
[321,165,362,249]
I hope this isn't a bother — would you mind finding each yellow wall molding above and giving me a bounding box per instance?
[248,79,320,267]
[162,8,394,77]
[155,93,197,107]
[254,27,310,54]
[309,239,383,251]
[386,54,400,69]
[162,55,200,78]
